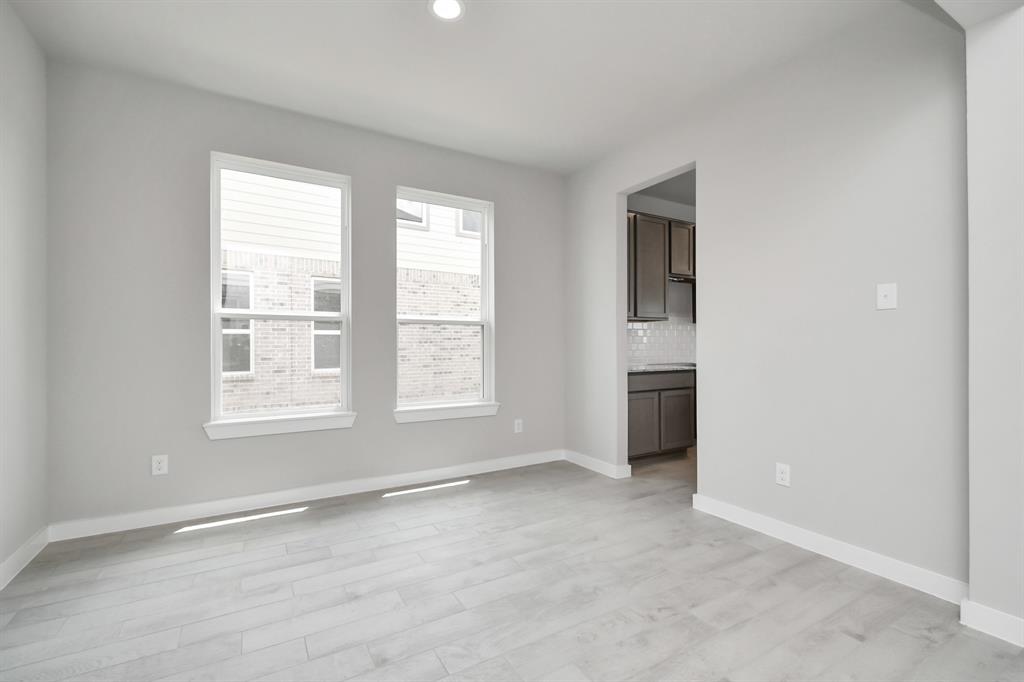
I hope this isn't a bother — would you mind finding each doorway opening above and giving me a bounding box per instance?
[624,167,697,490]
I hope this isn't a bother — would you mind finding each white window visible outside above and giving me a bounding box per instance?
[221,270,252,374]
[312,277,341,372]
[395,187,497,423]
[206,153,353,439]
[458,208,483,237]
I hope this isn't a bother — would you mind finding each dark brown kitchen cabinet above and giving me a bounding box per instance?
[670,220,695,279]
[627,371,697,459]
[659,388,696,452]
[627,213,636,319]
[628,391,661,457]
[632,213,669,320]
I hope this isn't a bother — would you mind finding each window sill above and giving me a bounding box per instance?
[394,401,500,424]
[204,411,356,440]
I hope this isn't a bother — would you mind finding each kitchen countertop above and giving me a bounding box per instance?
[627,362,696,374]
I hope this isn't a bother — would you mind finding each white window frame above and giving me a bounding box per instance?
[204,152,355,440]
[394,186,498,423]
[220,269,254,377]
[311,276,342,374]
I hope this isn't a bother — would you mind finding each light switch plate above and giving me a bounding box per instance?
[876,282,898,310]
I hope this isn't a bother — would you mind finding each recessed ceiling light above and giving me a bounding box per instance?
[430,0,465,21]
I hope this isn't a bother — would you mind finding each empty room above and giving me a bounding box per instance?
[1,0,1022,680]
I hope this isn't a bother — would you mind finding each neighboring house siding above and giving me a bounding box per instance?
[397,205,479,275]
[220,169,343,261]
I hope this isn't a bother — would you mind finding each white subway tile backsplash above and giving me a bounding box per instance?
[626,317,696,365]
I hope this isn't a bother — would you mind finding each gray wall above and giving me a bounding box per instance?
[966,7,1024,621]
[46,62,566,524]
[0,1,49,564]
[566,2,969,581]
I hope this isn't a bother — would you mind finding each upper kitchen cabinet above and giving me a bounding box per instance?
[630,213,669,320]
[627,213,636,319]
[670,220,695,279]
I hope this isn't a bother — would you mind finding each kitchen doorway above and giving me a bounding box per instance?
[624,167,697,490]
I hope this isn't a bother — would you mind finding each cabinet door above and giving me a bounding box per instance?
[627,213,636,319]
[670,221,695,278]
[635,214,668,318]
[659,388,696,451]
[628,391,661,457]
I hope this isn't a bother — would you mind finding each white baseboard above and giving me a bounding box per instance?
[565,450,632,479]
[0,526,49,591]
[692,494,968,605]
[49,449,571,542]
[961,599,1024,647]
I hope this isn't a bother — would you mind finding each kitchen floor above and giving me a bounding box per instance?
[1,458,1020,681]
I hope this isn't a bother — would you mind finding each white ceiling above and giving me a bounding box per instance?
[13,0,889,172]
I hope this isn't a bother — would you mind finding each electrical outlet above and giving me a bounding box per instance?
[513,418,524,434]
[775,462,791,487]
[151,455,169,476]
[876,282,898,310]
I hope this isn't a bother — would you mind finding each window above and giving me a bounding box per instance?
[205,153,354,439]
[458,208,482,237]
[311,277,341,372]
[221,271,252,374]
[395,187,497,423]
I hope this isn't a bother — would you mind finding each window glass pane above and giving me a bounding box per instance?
[313,278,341,313]
[314,320,341,331]
[220,169,343,313]
[222,331,251,373]
[221,319,342,414]
[461,209,482,234]
[223,318,250,330]
[397,199,425,223]
[221,272,251,309]
[397,199,481,318]
[398,324,482,404]
[314,332,341,370]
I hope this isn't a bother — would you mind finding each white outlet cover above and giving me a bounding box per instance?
[775,462,791,487]
[876,282,898,310]
[513,418,524,434]
[151,455,168,476]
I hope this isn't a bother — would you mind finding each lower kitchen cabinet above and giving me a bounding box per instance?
[628,391,661,457]
[659,388,695,451]
[627,371,696,459]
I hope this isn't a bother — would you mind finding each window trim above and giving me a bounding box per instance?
[394,186,498,423]
[310,276,342,374]
[205,152,355,439]
[220,270,254,377]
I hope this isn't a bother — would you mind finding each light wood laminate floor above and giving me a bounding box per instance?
[2,455,1021,681]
